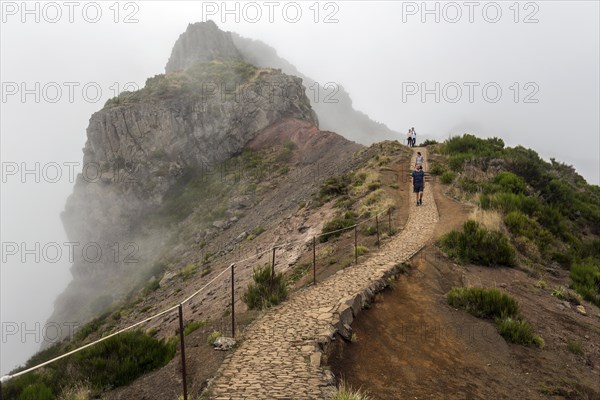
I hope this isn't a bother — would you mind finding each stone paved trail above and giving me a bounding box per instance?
[209,149,439,400]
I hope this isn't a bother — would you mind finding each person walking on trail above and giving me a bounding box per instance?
[406,128,412,146]
[411,164,425,206]
[411,128,417,147]
[416,151,424,169]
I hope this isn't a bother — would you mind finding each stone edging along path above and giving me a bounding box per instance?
[209,149,439,400]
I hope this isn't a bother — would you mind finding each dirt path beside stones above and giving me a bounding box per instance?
[328,170,600,400]
[208,148,439,399]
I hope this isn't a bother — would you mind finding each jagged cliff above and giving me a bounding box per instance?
[51,59,318,332]
[167,21,398,144]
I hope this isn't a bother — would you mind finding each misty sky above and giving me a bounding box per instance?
[1,0,599,375]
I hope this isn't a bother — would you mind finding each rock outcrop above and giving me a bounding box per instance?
[165,20,243,72]
[50,57,318,336]
[164,21,399,144]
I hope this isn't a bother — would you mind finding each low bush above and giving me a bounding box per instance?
[570,258,600,307]
[495,316,542,346]
[184,320,207,336]
[355,245,369,256]
[440,171,455,184]
[320,212,357,243]
[439,220,516,266]
[448,287,543,347]
[429,162,446,176]
[567,340,584,356]
[242,264,288,310]
[3,331,177,399]
[447,287,519,319]
[330,380,372,400]
[207,331,221,345]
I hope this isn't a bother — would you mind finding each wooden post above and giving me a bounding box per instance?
[177,304,188,400]
[231,264,235,338]
[313,236,317,285]
[376,215,380,248]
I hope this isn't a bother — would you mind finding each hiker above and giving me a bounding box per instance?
[411,128,417,147]
[416,151,424,169]
[411,164,425,206]
[406,129,412,146]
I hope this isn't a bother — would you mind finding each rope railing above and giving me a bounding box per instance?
[1,205,398,400]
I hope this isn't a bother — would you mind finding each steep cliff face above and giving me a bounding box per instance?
[165,21,243,72]
[51,58,318,332]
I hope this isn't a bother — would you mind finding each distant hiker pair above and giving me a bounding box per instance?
[406,128,417,147]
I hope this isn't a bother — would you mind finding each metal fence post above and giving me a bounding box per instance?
[313,236,317,284]
[271,247,276,286]
[231,263,235,338]
[376,215,380,248]
[354,225,358,264]
[177,304,188,400]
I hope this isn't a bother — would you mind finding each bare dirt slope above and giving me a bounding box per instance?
[328,179,600,399]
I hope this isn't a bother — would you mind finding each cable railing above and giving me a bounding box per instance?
[0,206,398,400]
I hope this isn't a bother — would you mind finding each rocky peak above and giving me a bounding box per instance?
[165,21,243,72]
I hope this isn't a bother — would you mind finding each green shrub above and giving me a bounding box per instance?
[320,212,357,243]
[441,134,505,156]
[72,331,177,389]
[180,263,198,280]
[429,162,446,176]
[447,154,472,172]
[567,340,584,356]
[495,317,541,346]
[447,287,519,319]
[570,258,600,307]
[318,175,352,201]
[492,172,526,194]
[330,380,372,400]
[490,192,541,215]
[184,320,207,336]
[459,178,479,193]
[421,139,438,146]
[439,220,516,266]
[242,264,288,310]
[18,383,54,400]
[360,225,377,236]
[355,245,369,256]
[207,331,221,345]
[448,287,543,347]
[440,171,455,184]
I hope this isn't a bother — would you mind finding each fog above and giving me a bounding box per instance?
[1,1,598,375]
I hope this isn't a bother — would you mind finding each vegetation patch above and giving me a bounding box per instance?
[570,258,600,307]
[2,331,177,399]
[447,287,543,347]
[567,340,584,356]
[242,264,288,310]
[184,320,207,336]
[320,211,357,243]
[330,380,373,400]
[439,220,516,266]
